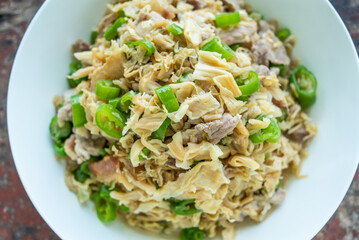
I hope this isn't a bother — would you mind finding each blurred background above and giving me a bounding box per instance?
[0,0,358,239]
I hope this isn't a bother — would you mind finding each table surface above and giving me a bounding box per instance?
[0,0,358,239]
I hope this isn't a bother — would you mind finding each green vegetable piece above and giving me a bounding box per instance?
[167,23,184,36]
[69,61,82,74]
[100,148,108,157]
[215,12,241,27]
[276,108,288,122]
[177,73,191,83]
[95,104,127,139]
[91,192,117,222]
[90,31,98,45]
[151,117,171,141]
[126,39,156,57]
[269,62,286,77]
[155,85,179,113]
[276,180,282,189]
[289,65,317,109]
[249,115,281,143]
[230,43,241,51]
[96,80,121,101]
[54,141,67,158]
[277,28,291,41]
[109,90,136,113]
[237,96,249,102]
[67,61,86,88]
[117,10,125,18]
[71,94,88,128]
[181,227,205,240]
[49,116,72,141]
[74,160,91,183]
[201,37,234,60]
[167,198,202,216]
[104,17,127,41]
[119,204,129,212]
[139,147,150,161]
[67,77,87,89]
[235,71,261,97]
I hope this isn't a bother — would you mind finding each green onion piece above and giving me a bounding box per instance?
[167,198,202,216]
[104,17,127,41]
[139,147,150,161]
[235,71,261,97]
[74,160,91,183]
[151,118,171,141]
[95,103,127,139]
[177,73,190,83]
[119,204,129,212]
[201,37,234,60]
[290,65,317,109]
[167,23,184,36]
[230,43,241,51]
[117,10,125,18]
[249,115,281,143]
[49,116,72,141]
[181,227,205,240]
[155,85,179,113]
[277,28,291,41]
[90,31,98,45]
[96,80,121,101]
[91,192,117,222]
[54,141,67,158]
[215,12,241,27]
[109,90,136,113]
[126,39,156,57]
[71,94,88,128]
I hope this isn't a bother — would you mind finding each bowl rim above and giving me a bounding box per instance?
[7,0,359,239]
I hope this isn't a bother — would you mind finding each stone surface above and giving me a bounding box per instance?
[0,0,358,239]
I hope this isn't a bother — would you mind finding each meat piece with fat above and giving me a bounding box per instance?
[88,156,119,183]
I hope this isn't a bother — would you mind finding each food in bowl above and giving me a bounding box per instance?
[49,0,317,239]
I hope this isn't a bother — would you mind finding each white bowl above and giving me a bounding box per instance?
[7,0,359,239]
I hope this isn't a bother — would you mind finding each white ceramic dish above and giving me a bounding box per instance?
[7,0,359,239]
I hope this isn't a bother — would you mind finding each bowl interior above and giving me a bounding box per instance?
[7,0,359,239]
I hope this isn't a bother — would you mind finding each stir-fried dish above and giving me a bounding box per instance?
[50,0,317,239]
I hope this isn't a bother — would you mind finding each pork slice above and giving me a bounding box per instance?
[287,126,309,142]
[251,31,290,66]
[195,113,241,144]
[72,39,90,53]
[253,64,271,77]
[186,0,205,9]
[182,129,204,145]
[88,156,119,183]
[219,21,258,46]
[98,13,118,35]
[269,188,286,205]
[74,133,106,162]
[57,102,73,124]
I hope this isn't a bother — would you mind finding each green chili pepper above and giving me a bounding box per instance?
[249,115,281,143]
[155,85,179,113]
[104,17,127,41]
[126,39,156,57]
[74,160,91,183]
[276,180,282,189]
[290,65,317,109]
[237,96,249,102]
[95,103,127,139]
[109,90,136,113]
[54,141,67,158]
[67,61,87,88]
[201,37,234,60]
[91,192,117,222]
[167,23,184,36]
[49,116,72,141]
[90,31,98,45]
[235,71,261,97]
[100,148,108,157]
[190,160,205,168]
[117,10,125,18]
[215,12,241,27]
[119,204,129,212]
[277,28,291,41]
[139,147,150,161]
[181,227,205,240]
[95,80,121,101]
[167,198,202,216]
[71,93,88,128]
[177,73,191,83]
[151,117,171,141]
[230,43,241,51]
[269,62,286,77]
